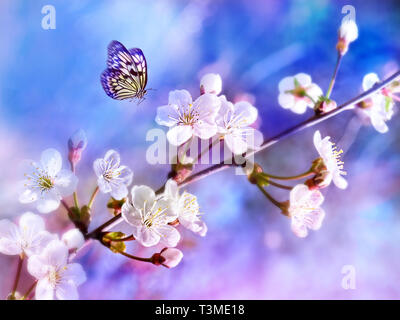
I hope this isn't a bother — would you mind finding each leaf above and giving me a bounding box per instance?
[102,232,127,253]
[103,232,126,241]
[109,241,126,254]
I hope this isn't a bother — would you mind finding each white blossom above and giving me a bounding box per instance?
[62,228,85,251]
[19,149,78,213]
[339,19,358,44]
[215,96,263,155]
[200,73,222,95]
[156,90,221,146]
[93,150,133,200]
[278,73,323,114]
[160,248,183,268]
[121,185,180,247]
[361,73,394,133]
[27,240,86,300]
[288,184,325,238]
[164,179,207,237]
[0,212,56,257]
[313,130,347,189]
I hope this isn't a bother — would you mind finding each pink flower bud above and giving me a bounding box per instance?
[160,248,183,268]
[200,73,222,95]
[68,129,87,167]
[315,99,337,115]
[151,248,183,268]
[62,228,85,250]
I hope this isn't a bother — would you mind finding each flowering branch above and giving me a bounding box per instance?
[5,16,400,300]
[179,69,400,188]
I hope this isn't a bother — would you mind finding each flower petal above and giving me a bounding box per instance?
[289,184,310,204]
[157,225,181,247]
[43,240,68,268]
[156,105,179,127]
[19,212,45,233]
[291,100,308,114]
[36,278,55,300]
[19,188,38,204]
[134,227,160,247]
[131,185,156,211]
[121,202,143,228]
[0,220,21,255]
[97,176,112,194]
[362,73,380,91]
[234,101,258,126]
[36,196,60,214]
[291,221,308,238]
[93,158,106,177]
[168,89,192,107]
[27,255,47,279]
[54,169,78,197]
[167,125,193,146]
[110,183,128,200]
[40,149,62,177]
[333,174,348,190]
[295,73,312,87]
[165,179,179,198]
[225,133,248,155]
[55,281,78,300]
[193,93,221,119]
[371,113,389,133]
[278,76,295,92]
[193,121,217,140]
[104,150,121,167]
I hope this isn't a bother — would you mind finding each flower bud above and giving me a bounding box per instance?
[200,73,222,95]
[62,228,85,250]
[337,19,358,56]
[151,248,183,268]
[305,170,333,190]
[244,162,263,185]
[314,99,337,115]
[68,129,87,168]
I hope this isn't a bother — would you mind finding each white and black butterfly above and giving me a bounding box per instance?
[101,40,148,101]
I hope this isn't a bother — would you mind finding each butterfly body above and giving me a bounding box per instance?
[101,40,148,101]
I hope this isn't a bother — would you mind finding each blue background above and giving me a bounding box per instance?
[0,0,400,299]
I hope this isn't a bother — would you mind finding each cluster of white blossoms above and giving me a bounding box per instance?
[122,179,206,248]
[285,130,347,238]
[156,73,263,156]
[0,212,86,299]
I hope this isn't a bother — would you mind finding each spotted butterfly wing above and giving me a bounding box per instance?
[101,40,148,101]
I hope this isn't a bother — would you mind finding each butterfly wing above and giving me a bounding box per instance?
[129,48,148,89]
[101,41,147,100]
[101,68,140,100]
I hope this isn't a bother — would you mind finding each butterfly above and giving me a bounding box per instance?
[101,40,148,102]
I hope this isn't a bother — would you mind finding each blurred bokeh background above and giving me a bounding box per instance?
[0,0,400,299]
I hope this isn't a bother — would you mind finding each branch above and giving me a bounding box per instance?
[179,70,400,188]
[86,69,400,240]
